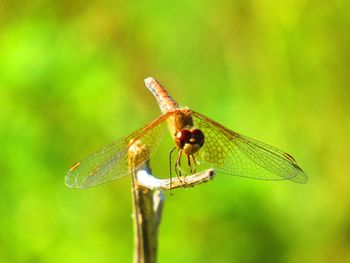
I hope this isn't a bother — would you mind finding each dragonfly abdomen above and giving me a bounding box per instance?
[144,77,179,113]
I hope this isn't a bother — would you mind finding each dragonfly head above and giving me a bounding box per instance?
[175,129,205,155]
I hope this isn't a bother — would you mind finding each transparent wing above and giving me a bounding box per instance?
[192,111,308,183]
[65,112,173,188]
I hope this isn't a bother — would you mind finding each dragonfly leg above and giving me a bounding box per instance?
[187,155,191,173]
[175,150,185,183]
[186,154,197,174]
[191,155,197,174]
[187,155,193,174]
[169,146,177,192]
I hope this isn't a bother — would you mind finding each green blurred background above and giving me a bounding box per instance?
[1,0,349,262]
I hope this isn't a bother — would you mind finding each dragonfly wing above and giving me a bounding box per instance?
[192,111,308,183]
[65,112,173,188]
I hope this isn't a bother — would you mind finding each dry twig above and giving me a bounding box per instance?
[129,141,215,263]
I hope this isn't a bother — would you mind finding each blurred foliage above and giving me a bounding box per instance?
[0,0,350,262]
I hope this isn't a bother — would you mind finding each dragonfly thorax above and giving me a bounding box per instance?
[175,129,205,155]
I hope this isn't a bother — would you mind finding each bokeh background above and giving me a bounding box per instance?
[1,1,349,262]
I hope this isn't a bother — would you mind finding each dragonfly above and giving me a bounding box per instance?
[65,77,307,188]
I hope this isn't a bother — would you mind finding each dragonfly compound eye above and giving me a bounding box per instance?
[191,129,205,146]
[176,129,205,150]
[176,129,192,148]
